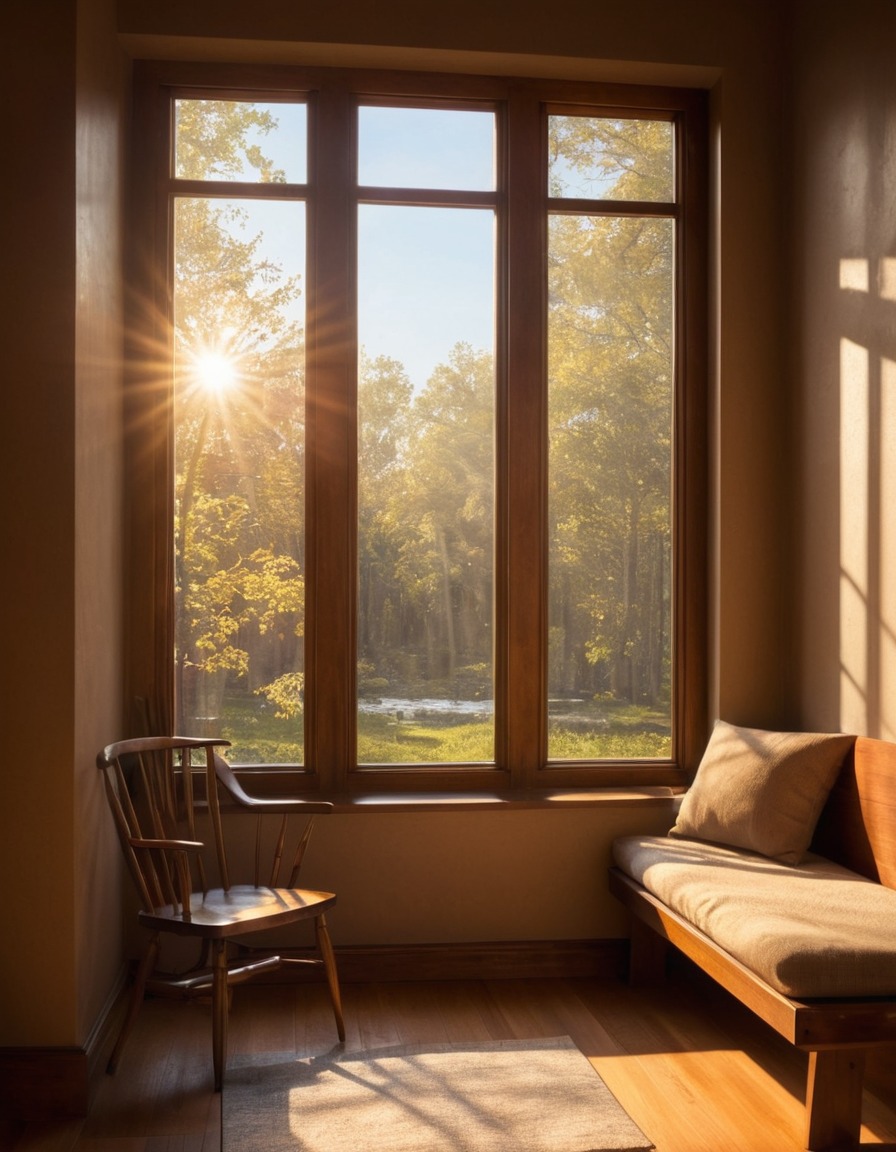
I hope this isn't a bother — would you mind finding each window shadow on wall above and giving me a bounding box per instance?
[838,255,896,740]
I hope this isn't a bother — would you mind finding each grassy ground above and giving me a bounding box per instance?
[219,695,671,765]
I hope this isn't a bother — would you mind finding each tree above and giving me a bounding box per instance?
[397,344,494,686]
[357,344,494,699]
[357,353,414,690]
[172,101,307,740]
[547,117,675,710]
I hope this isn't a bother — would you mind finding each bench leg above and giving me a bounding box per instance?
[804,1050,865,1151]
[627,916,670,985]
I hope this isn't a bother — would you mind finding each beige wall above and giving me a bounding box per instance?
[74,0,129,1043]
[791,0,896,742]
[116,0,758,77]
[3,1,81,1048]
[1,0,125,1049]
[2,0,800,1051]
[310,808,656,946]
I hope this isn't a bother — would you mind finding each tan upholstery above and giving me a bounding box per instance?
[613,834,896,998]
[668,721,855,863]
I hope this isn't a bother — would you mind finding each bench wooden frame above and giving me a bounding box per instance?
[609,735,896,1152]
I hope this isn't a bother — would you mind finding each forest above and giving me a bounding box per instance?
[172,99,675,765]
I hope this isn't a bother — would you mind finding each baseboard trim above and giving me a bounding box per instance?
[0,970,128,1121]
[269,937,628,984]
[0,1046,89,1121]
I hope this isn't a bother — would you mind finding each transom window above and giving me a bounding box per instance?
[127,64,707,794]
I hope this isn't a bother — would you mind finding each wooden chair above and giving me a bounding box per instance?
[97,735,345,1090]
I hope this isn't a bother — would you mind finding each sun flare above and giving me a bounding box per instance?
[194,349,239,395]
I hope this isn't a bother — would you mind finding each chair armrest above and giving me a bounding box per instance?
[212,753,331,887]
[213,753,334,815]
[129,837,205,851]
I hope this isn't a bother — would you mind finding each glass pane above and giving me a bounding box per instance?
[548,116,674,202]
[173,197,306,764]
[359,106,495,190]
[174,100,307,183]
[547,214,674,759]
[357,205,495,763]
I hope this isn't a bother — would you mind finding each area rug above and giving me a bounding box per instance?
[223,1035,653,1151]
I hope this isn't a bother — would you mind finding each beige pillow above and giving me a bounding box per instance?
[669,721,854,864]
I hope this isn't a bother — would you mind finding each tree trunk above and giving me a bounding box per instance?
[436,525,457,679]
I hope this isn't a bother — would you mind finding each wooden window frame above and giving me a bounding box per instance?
[125,60,707,797]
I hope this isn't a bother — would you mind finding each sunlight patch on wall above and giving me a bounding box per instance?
[881,355,896,741]
[879,258,896,303]
[839,258,869,292]
[840,338,869,733]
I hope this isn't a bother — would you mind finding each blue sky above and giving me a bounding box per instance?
[357,107,495,388]
[210,100,497,391]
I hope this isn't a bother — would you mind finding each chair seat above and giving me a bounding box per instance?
[139,885,338,938]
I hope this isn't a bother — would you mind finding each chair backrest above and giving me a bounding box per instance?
[97,736,234,913]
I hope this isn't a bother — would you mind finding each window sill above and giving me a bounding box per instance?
[325,788,681,812]
[228,779,682,813]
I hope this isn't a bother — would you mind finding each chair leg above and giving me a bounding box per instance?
[108,933,161,1074]
[315,913,345,1042]
[211,939,229,1092]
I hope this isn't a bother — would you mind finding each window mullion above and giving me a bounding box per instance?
[129,71,178,738]
[304,84,358,789]
[674,101,710,775]
[503,89,548,785]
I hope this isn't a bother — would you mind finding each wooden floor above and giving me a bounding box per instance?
[3,964,896,1151]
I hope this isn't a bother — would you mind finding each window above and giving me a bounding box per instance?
[547,115,676,760]
[127,64,707,795]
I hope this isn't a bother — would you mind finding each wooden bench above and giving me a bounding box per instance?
[609,735,896,1152]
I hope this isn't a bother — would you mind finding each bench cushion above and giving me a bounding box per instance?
[613,834,896,998]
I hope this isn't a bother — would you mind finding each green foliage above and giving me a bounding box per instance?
[175,100,287,183]
[548,115,673,201]
[547,727,671,760]
[358,342,494,719]
[547,698,671,759]
[546,115,675,713]
[255,672,304,720]
[359,677,391,698]
[173,99,306,731]
[357,714,489,764]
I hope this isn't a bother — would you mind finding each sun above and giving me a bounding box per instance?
[193,349,239,395]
